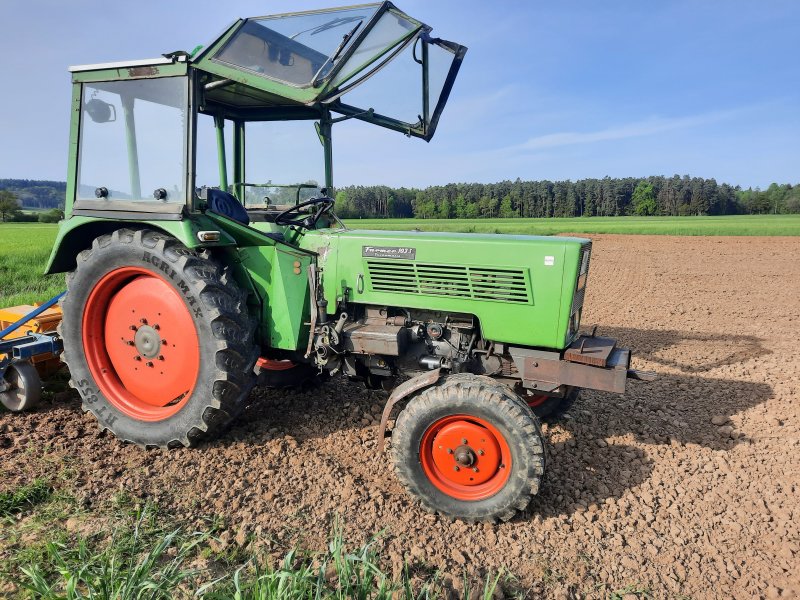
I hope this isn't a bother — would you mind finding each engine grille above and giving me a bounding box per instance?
[366,260,531,304]
[570,242,592,316]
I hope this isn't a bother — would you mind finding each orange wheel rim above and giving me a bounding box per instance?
[256,357,297,371]
[82,267,200,422]
[420,414,512,501]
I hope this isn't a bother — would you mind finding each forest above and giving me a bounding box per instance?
[0,179,66,210]
[334,176,800,219]
[2,176,798,220]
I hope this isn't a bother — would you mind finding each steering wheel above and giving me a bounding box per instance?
[274,196,335,228]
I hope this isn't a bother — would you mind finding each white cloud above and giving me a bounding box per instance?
[516,108,743,152]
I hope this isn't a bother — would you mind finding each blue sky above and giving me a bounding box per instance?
[0,0,797,188]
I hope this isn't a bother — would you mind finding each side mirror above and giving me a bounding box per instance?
[85,98,117,123]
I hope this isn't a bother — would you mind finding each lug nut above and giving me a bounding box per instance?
[140,318,148,325]
[129,325,137,331]
[446,448,453,454]
[146,361,154,367]
[461,438,468,444]
[472,467,479,472]
[125,340,134,346]
[478,449,485,456]
[133,356,142,361]
[153,324,160,330]
[158,355,164,361]
[453,465,460,472]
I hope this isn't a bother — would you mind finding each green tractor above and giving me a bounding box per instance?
[47,3,653,521]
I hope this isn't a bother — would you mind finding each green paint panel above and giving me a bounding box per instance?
[300,229,588,349]
[237,244,311,350]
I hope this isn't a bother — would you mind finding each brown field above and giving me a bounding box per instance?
[2,234,799,598]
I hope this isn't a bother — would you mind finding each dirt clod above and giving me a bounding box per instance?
[1,234,799,598]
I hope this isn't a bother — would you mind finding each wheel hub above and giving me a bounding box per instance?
[133,324,161,358]
[420,415,511,500]
[82,268,200,421]
[454,444,476,467]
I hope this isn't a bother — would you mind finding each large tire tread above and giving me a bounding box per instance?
[60,228,258,448]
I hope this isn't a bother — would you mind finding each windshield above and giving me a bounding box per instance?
[78,77,187,202]
[213,6,379,87]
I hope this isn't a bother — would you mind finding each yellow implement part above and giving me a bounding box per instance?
[0,304,63,377]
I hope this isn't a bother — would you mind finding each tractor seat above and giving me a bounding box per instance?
[207,188,250,225]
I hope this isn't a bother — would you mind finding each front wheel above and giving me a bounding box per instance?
[60,229,258,448]
[390,374,546,522]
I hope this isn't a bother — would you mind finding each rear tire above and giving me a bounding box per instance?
[524,387,580,420]
[391,373,546,522]
[256,358,318,389]
[60,228,258,448]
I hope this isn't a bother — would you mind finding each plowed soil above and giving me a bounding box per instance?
[2,235,799,598]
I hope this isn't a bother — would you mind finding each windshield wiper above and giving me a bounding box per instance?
[331,20,362,62]
[289,15,364,39]
[311,20,363,86]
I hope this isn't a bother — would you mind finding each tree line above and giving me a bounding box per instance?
[3,176,799,220]
[0,187,64,223]
[335,176,800,219]
[0,179,66,210]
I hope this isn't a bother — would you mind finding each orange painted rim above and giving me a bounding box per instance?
[256,357,297,371]
[82,267,200,422]
[419,414,512,501]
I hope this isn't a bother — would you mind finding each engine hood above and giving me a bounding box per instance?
[301,228,590,349]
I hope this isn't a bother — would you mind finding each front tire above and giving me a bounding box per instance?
[391,374,546,522]
[60,229,258,448]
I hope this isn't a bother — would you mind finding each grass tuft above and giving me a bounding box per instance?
[0,494,506,600]
[0,479,52,517]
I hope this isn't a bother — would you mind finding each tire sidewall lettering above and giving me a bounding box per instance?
[142,250,202,318]
[74,377,117,425]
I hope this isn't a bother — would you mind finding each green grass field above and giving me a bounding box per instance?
[344,214,800,236]
[0,223,61,307]
[1,215,797,308]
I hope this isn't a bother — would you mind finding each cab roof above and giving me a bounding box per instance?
[69,2,466,141]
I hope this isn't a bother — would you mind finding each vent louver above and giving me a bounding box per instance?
[366,261,531,304]
[570,242,592,315]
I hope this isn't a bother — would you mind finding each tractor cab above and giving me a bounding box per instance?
[61,1,466,240]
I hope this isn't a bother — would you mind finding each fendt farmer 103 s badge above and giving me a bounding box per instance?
[34,3,654,521]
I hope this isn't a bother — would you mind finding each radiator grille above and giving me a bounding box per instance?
[366,261,531,304]
[570,242,592,315]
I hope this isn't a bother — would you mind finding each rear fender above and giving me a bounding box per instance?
[45,215,236,274]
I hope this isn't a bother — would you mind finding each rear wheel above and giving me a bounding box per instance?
[256,357,318,389]
[523,386,580,420]
[391,373,546,522]
[60,228,258,448]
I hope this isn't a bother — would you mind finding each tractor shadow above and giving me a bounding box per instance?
[523,326,774,519]
[224,326,774,519]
